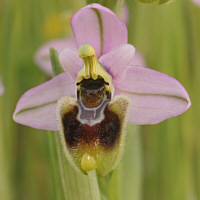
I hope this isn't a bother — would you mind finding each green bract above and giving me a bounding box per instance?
[49,47,66,77]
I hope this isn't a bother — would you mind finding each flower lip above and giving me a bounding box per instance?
[57,95,130,176]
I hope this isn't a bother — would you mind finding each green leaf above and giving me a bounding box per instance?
[49,47,66,77]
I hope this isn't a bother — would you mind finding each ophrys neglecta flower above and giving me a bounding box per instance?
[13,4,191,177]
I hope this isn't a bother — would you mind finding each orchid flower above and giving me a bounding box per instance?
[13,4,191,177]
[34,4,146,76]
[0,77,4,96]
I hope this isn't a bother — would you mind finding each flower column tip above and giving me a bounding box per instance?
[78,44,98,80]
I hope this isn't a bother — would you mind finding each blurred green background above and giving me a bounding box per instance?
[0,0,199,199]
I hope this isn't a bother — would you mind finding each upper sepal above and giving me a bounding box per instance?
[71,3,127,58]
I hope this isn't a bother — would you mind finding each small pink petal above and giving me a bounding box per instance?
[0,77,4,96]
[59,47,82,80]
[192,0,200,6]
[130,50,146,67]
[99,44,135,81]
[34,38,77,75]
[13,72,75,130]
[71,3,127,58]
[114,66,191,125]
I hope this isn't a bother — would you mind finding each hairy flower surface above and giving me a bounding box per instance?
[13,4,191,177]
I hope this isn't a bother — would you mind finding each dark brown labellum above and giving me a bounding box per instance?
[62,104,120,149]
